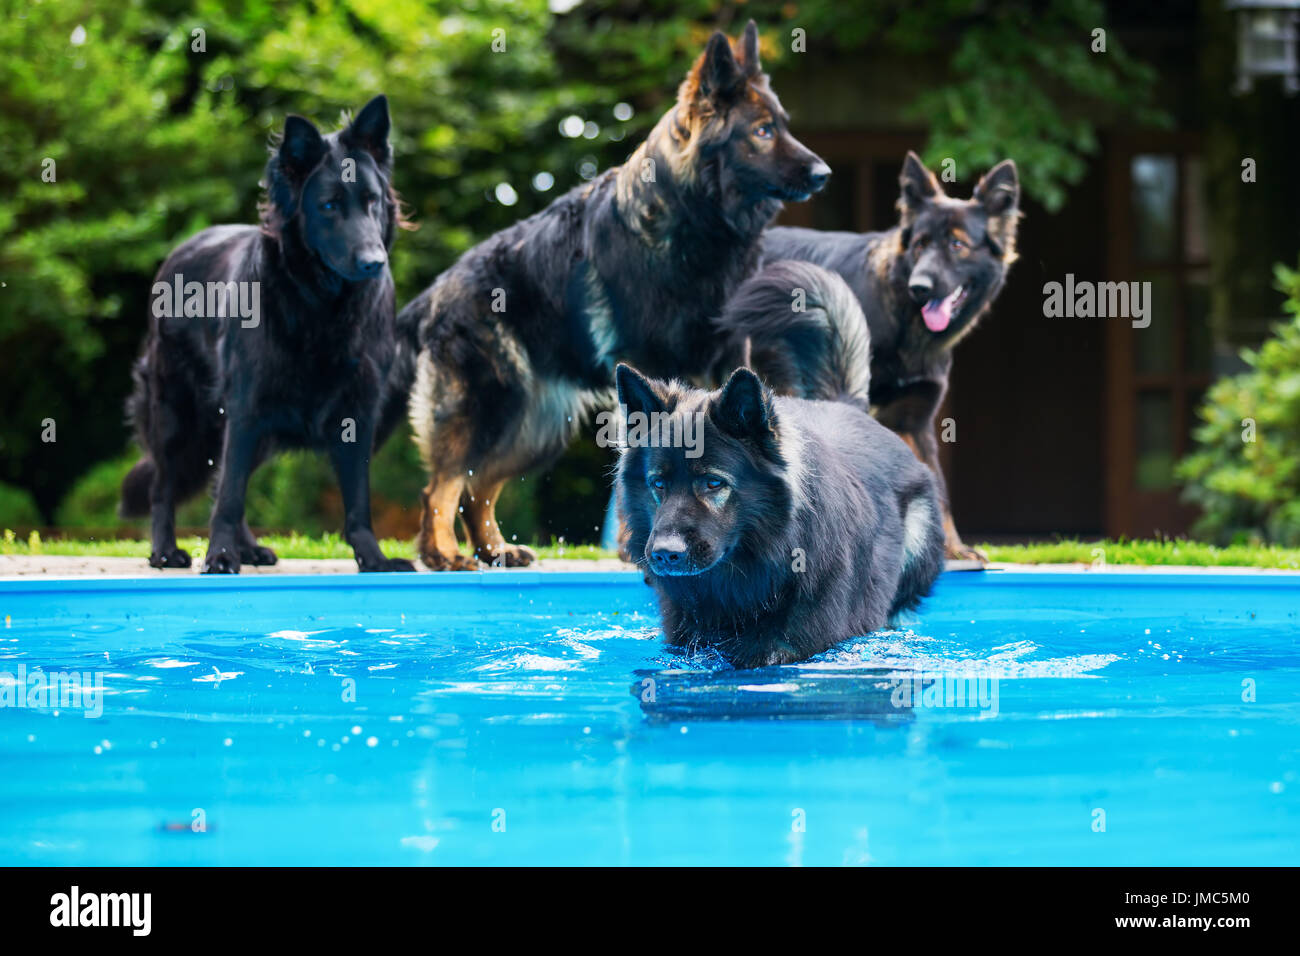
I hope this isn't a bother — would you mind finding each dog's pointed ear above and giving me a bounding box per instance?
[974,159,1019,216]
[974,159,1021,259]
[899,151,940,213]
[693,30,746,102]
[711,367,776,444]
[740,20,761,76]
[279,115,327,179]
[616,364,665,419]
[342,94,392,168]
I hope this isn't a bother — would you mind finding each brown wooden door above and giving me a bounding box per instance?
[1105,135,1211,538]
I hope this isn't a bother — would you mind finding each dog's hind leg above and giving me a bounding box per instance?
[138,353,216,570]
[409,332,534,571]
[147,451,190,569]
[462,477,536,567]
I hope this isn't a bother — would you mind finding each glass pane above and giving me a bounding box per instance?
[1183,156,1208,262]
[1131,155,1177,261]
[1186,271,1212,374]
[1135,273,1177,375]
[1136,390,1176,490]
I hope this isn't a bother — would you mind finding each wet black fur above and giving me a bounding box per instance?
[120,95,414,573]
[616,363,944,669]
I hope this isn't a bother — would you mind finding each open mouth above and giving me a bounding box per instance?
[920,286,967,333]
[771,186,813,202]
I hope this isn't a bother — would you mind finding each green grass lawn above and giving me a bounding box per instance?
[4,529,1300,568]
[981,538,1300,569]
[0,530,614,562]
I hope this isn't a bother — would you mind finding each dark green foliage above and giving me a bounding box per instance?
[1179,260,1300,546]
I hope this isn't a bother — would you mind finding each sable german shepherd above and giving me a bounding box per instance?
[391,21,829,570]
[119,96,415,574]
[763,152,1020,559]
[615,261,944,668]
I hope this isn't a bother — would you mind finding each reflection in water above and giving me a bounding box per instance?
[631,665,916,724]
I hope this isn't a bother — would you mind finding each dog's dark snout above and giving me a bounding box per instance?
[648,534,689,574]
[806,160,831,193]
[356,252,387,278]
[908,274,934,302]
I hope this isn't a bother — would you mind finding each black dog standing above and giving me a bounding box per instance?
[119,95,414,573]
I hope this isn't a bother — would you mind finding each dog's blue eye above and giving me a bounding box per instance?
[950,237,965,251]
[322,201,337,212]
[754,124,774,140]
[705,476,725,490]
[649,476,665,490]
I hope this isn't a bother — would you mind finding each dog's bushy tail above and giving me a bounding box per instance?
[119,355,153,519]
[376,296,423,447]
[714,260,870,408]
[119,458,154,518]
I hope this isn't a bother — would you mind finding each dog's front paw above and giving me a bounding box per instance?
[240,544,278,566]
[418,548,481,572]
[477,543,537,568]
[359,556,417,573]
[202,547,241,575]
[149,548,191,569]
[945,541,988,563]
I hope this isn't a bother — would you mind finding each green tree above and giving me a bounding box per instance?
[1178,260,1300,546]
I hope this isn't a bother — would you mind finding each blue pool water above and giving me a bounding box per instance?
[0,570,1296,865]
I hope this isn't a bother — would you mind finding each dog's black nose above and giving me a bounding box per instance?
[648,535,689,574]
[356,253,386,278]
[908,275,934,302]
[806,161,831,194]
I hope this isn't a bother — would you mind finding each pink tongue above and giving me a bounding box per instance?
[921,287,962,332]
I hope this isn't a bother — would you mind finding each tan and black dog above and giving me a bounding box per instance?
[763,152,1020,560]
[389,21,829,570]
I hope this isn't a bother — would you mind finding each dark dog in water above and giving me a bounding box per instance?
[763,152,1020,560]
[119,95,415,574]
[616,262,944,668]
[391,21,829,571]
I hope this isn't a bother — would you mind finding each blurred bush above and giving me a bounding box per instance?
[0,482,42,528]
[1179,260,1300,546]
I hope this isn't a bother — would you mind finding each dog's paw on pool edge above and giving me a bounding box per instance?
[240,545,278,566]
[358,556,417,573]
[945,541,988,564]
[149,548,192,570]
[202,549,241,574]
[476,543,537,568]
[418,549,481,572]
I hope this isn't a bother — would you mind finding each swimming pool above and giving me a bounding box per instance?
[1,569,1296,865]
